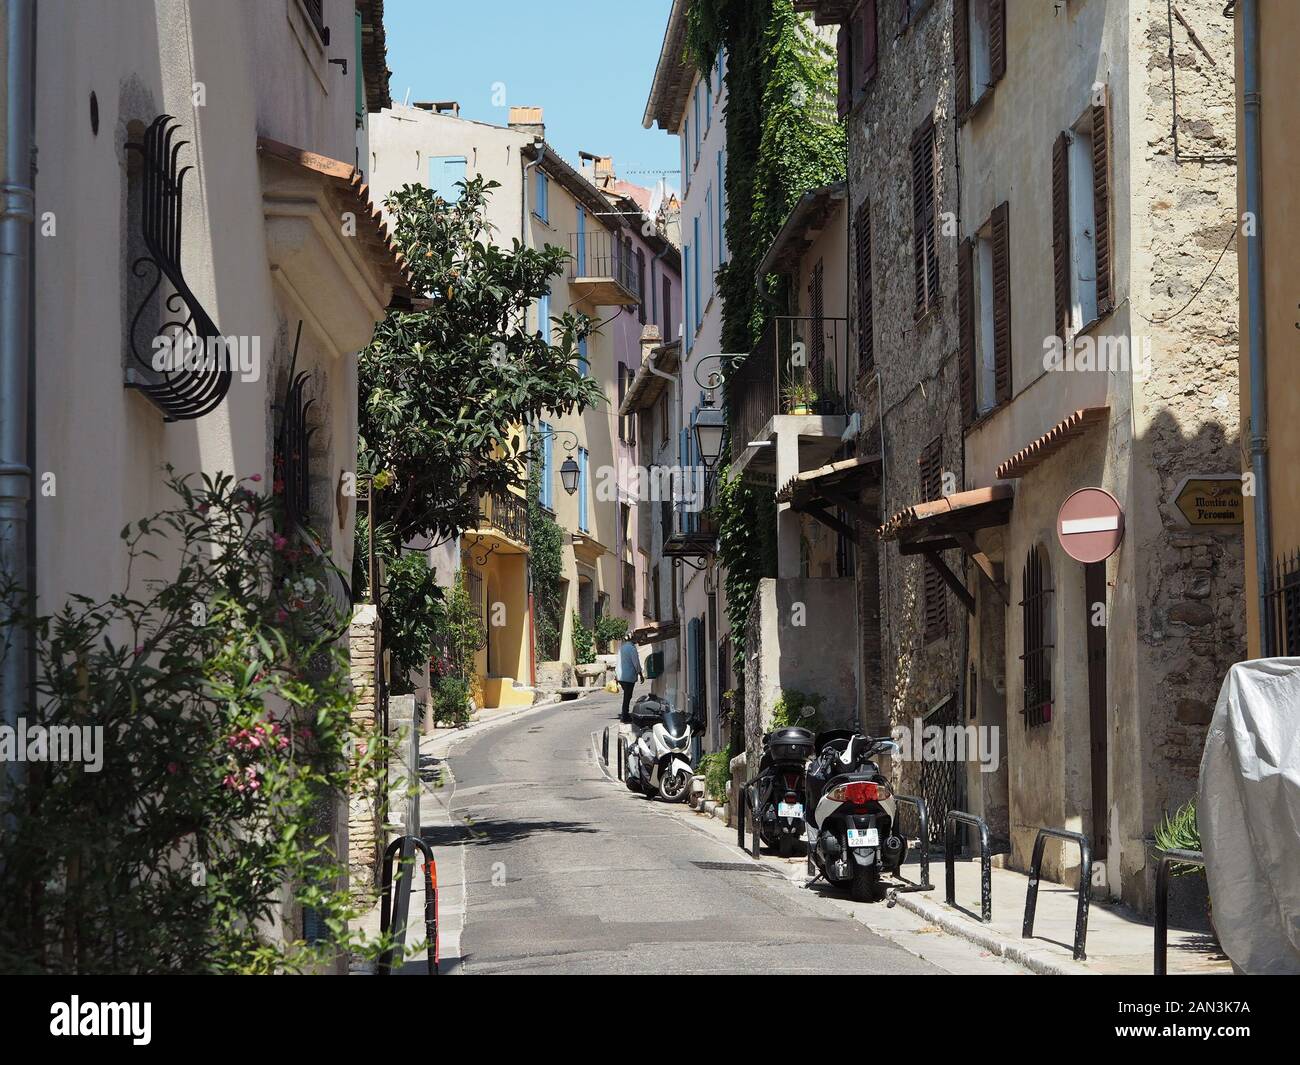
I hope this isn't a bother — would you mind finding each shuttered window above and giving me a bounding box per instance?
[837,25,851,120]
[855,0,878,89]
[919,437,946,643]
[1091,88,1113,316]
[1052,89,1112,341]
[910,115,940,316]
[957,237,976,426]
[955,0,1006,117]
[1051,131,1072,343]
[1021,544,1054,728]
[636,249,647,324]
[990,200,1011,404]
[855,198,874,375]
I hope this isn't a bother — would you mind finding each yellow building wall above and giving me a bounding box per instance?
[1238,0,1300,656]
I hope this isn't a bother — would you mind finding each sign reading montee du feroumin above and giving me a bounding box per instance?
[1173,476,1244,526]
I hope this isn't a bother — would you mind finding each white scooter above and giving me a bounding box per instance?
[624,697,695,802]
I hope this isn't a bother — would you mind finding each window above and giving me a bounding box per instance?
[919,437,946,643]
[693,85,702,164]
[649,257,658,325]
[428,156,467,202]
[659,394,669,445]
[682,244,691,352]
[577,333,588,376]
[854,199,874,374]
[854,0,879,90]
[1052,92,1112,341]
[637,249,646,324]
[578,448,589,532]
[662,274,674,341]
[956,0,1005,116]
[706,189,715,286]
[534,169,549,222]
[619,502,632,548]
[683,118,692,188]
[910,115,940,316]
[692,217,702,330]
[538,421,554,511]
[622,559,637,611]
[1021,544,1054,728]
[958,202,1010,424]
[537,291,550,344]
[715,49,725,95]
[576,206,587,274]
[717,151,727,264]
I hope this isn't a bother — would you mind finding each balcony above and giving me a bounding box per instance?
[568,230,641,306]
[727,315,849,482]
[469,491,529,555]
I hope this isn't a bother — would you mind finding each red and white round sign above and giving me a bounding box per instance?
[1057,488,1124,564]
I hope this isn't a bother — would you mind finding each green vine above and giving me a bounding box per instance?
[527,464,564,661]
[572,613,596,666]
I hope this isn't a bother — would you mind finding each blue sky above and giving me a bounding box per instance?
[384,0,682,195]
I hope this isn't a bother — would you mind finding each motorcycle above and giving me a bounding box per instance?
[623,695,697,802]
[805,730,906,902]
[751,725,816,857]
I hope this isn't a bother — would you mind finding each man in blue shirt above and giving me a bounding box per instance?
[616,638,644,723]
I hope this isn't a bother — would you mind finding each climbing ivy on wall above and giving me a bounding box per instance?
[688,0,846,695]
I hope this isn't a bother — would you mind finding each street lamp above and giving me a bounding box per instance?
[693,404,726,470]
[559,456,580,496]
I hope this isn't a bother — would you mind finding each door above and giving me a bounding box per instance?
[1085,561,1108,860]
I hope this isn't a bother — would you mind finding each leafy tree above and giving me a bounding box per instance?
[359,177,604,547]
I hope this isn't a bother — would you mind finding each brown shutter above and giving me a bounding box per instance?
[855,199,874,374]
[920,437,947,643]
[924,122,939,308]
[990,0,1007,83]
[911,129,927,312]
[1092,88,1113,316]
[957,236,975,426]
[991,200,1011,404]
[837,25,851,120]
[859,0,878,86]
[911,117,938,314]
[1052,131,1071,343]
[954,0,970,118]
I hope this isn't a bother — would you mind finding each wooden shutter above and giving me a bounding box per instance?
[855,199,874,374]
[1052,131,1071,343]
[957,237,975,426]
[859,0,878,86]
[911,116,938,314]
[920,437,947,643]
[1092,87,1113,315]
[954,0,970,118]
[990,0,1007,83]
[837,25,851,120]
[991,200,1011,404]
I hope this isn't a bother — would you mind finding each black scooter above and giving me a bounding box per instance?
[748,725,817,857]
[804,730,905,901]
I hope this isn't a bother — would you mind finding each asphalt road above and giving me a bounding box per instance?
[426,690,1019,975]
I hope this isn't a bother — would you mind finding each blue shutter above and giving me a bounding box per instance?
[692,219,701,330]
[539,422,553,511]
[536,170,548,221]
[682,245,692,353]
[693,86,701,161]
[717,152,727,264]
[578,335,588,376]
[538,292,550,344]
[578,448,589,532]
[576,207,586,275]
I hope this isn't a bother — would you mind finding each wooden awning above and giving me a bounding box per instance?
[995,406,1109,480]
[630,621,679,646]
[879,484,1015,615]
[776,455,881,543]
[620,341,681,416]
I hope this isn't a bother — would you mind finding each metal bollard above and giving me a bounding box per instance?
[1153,847,1206,975]
[944,810,992,923]
[892,794,934,891]
[1022,827,1092,961]
[378,835,439,975]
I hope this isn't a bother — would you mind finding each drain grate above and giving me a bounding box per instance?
[691,860,783,876]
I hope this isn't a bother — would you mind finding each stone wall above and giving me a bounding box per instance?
[348,604,381,901]
[846,1,966,785]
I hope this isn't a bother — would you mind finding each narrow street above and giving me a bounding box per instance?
[421,692,1024,975]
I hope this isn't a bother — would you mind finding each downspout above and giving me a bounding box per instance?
[1,0,36,811]
[1242,0,1273,654]
[522,140,545,684]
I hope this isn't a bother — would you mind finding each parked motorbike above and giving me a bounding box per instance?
[623,695,697,802]
[805,730,906,902]
[752,725,816,857]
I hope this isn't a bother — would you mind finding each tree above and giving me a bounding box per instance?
[359,177,604,545]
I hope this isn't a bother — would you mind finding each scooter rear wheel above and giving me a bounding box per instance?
[850,866,881,903]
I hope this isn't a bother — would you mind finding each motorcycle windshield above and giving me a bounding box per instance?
[661,710,688,742]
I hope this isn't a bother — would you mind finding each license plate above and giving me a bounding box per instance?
[846,828,879,849]
[777,802,803,819]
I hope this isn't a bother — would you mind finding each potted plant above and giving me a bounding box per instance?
[783,378,817,415]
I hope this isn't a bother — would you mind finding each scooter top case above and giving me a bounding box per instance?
[764,726,815,768]
[629,694,672,729]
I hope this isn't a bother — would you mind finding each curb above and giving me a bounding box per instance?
[888,891,1093,976]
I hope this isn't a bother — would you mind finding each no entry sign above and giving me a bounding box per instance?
[1057,487,1124,563]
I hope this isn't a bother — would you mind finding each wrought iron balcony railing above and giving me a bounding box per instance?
[727,315,848,454]
[479,491,528,545]
[568,229,641,305]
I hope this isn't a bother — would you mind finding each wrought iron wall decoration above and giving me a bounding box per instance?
[125,115,232,421]
[273,321,353,639]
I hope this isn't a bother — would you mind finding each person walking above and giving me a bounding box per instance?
[616,637,644,723]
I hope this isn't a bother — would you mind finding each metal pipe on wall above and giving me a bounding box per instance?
[1,0,36,808]
[1241,0,1273,653]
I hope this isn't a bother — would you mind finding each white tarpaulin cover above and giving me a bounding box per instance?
[1198,658,1300,974]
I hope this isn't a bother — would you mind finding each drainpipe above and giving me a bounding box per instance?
[1,0,36,810]
[1241,0,1273,654]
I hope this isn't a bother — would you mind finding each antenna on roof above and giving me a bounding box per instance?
[402,87,411,107]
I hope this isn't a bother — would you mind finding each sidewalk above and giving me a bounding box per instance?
[888,852,1231,975]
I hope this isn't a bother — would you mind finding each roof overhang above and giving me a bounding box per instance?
[643,0,694,131]
[630,621,680,646]
[879,484,1014,547]
[792,1,857,26]
[995,406,1110,480]
[620,341,681,415]
[523,142,619,224]
[757,182,847,279]
[777,454,881,543]
[356,0,393,112]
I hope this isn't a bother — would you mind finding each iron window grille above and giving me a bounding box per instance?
[1020,544,1055,728]
[1263,548,1300,656]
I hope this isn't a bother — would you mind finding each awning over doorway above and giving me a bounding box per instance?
[775,454,881,543]
[629,621,680,646]
[878,484,1014,614]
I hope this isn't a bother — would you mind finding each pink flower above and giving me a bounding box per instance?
[133,645,144,656]
[276,609,288,623]
[166,762,180,775]
[250,474,262,483]
[272,534,288,550]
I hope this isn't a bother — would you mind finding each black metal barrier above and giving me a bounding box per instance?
[602,726,609,766]
[1023,827,1092,961]
[1153,847,1206,976]
[944,810,992,922]
[378,835,439,975]
[616,734,625,780]
[735,784,746,849]
[891,794,934,891]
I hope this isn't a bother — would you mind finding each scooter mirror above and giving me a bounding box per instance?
[797,705,816,719]
[877,740,901,757]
